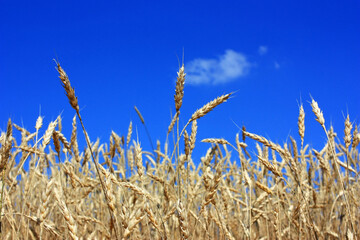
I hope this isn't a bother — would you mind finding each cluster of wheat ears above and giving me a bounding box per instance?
[0,62,359,240]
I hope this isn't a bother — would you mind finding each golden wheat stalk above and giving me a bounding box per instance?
[56,62,120,239]
[170,93,233,163]
[310,97,356,236]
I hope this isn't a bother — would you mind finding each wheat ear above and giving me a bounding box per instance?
[176,200,189,240]
[174,64,185,113]
[352,125,360,149]
[54,187,78,240]
[201,138,230,145]
[188,93,232,123]
[0,119,13,233]
[134,106,154,151]
[298,104,305,148]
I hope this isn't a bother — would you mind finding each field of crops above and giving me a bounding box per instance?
[0,63,359,239]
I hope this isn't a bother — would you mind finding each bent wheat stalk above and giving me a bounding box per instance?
[56,61,121,240]
[170,93,233,163]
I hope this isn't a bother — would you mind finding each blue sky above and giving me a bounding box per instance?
[1,0,359,163]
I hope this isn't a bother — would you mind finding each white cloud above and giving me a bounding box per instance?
[258,46,268,55]
[186,49,251,85]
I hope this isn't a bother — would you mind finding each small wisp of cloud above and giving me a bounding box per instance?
[186,49,251,85]
[258,46,268,55]
[274,61,280,69]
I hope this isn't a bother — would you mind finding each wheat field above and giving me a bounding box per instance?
[0,63,359,239]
